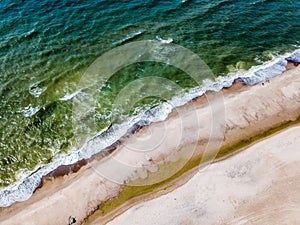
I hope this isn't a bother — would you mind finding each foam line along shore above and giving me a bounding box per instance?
[1,0,300,194]
[0,57,299,225]
[0,49,299,208]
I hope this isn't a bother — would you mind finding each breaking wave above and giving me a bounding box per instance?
[0,49,299,207]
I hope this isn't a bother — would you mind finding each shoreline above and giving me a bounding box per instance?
[25,74,291,193]
[1,50,300,208]
[0,62,300,225]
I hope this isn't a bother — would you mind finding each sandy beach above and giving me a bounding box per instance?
[108,125,300,225]
[0,63,299,225]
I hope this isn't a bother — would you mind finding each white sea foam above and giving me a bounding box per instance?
[156,36,173,44]
[29,85,47,97]
[59,90,81,101]
[0,49,299,207]
[22,104,41,117]
[113,31,144,46]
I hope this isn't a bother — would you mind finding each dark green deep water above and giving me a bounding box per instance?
[0,0,300,204]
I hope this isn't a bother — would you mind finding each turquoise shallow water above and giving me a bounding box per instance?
[0,0,300,206]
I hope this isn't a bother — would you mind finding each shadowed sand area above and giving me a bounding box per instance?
[0,64,299,225]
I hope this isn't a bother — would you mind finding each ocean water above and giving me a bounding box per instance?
[1,0,300,206]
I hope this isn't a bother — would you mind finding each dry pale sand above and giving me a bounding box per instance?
[0,65,299,225]
[108,125,300,225]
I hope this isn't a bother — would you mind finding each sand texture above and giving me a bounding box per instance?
[108,125,300,225]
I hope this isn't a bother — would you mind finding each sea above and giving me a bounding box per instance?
[0,0,300,207]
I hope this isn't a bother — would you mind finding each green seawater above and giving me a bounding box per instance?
[0,0,300,187]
